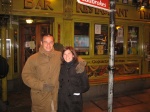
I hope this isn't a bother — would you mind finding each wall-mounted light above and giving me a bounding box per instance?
[140,5,145,10]
[134,0,149,10]
[26,18,33,24]
[116,26,121,30]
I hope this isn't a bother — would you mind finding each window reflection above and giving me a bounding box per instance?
[115,25,124,55]
[74,22,89,55]
[127,26,139,55]
[94,24,108,55]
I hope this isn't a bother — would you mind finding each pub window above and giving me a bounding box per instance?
[94,24,108,55]
[127,26,139,55]
[115,25,124,55]
[74,22,89,55]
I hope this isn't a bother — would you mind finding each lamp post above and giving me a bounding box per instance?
[108,0,116,112]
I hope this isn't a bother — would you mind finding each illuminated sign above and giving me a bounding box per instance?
[77,0,110,12]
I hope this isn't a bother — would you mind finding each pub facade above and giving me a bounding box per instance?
[0,0,150,99]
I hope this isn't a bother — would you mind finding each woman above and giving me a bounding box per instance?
[58,46,89,112]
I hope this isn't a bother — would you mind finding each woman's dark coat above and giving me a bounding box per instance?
[58,61,89,112]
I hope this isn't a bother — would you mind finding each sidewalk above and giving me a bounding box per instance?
[6,86,150,112]
[83,89,150,112]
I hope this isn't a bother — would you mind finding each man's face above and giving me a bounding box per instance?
[41,35,54,52]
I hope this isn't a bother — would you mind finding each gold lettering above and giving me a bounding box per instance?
[82,6,89,13]
[24,0,34,9]
[95,9,109,15]
[95,8,99,14]
[35,0,44,9]
[88,7,93,13]
[143,11,146,19]
[119,9,124,17]
[116,10,119,16]
[144,11,149,19]
[76,3,128,17]
[24,0,54,10]
[124,9,128,17]
[99,10,109,15]
[139,11,143,19]
[44,0,53,10]
[139,11,150,20]
[115,9,128,17]
[76,2,82,13]
[76,2,92,13]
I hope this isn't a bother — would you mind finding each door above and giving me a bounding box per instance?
[142,25,150,74]
[20,24,50,70]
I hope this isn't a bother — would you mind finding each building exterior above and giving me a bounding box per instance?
[0,0,150,99]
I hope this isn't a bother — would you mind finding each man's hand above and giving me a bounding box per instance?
[43,84,54,92]
[76,61,86,73]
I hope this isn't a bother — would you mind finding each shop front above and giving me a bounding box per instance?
[0,0,150,96]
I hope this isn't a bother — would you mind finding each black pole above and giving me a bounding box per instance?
[108,0,116,112]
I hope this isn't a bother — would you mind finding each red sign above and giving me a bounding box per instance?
[77,0,110,12]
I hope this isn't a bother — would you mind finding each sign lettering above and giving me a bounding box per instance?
[139,11,150,20]
[24,0,53,10]
[76,3,128,17]
[77,0,110,12]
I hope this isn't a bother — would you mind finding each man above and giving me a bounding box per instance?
[0,55,9,112]
[0,55,9,79]
[22,34,86,112]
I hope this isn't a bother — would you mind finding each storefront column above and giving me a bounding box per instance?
[63,19,73,46]
[1,26,8,103]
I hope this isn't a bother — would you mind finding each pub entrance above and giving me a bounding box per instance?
[19,17,54,70]
[143,26,150,74]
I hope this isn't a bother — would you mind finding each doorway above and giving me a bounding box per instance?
[142,25,150,74]
[19,17,53,70]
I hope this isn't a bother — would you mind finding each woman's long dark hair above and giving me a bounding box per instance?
[61,46,78,63]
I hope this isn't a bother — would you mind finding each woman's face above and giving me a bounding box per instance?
[63,49,74,63]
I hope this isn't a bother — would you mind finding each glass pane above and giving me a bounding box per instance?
[115,25,124,55]
[127,26,139,55]
[74,22,89,55]
[41,25,50,36]
[94,24,108,55]
[24,26,36,62]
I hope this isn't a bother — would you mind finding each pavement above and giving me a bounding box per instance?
[83,89,150,112]
[2,85,150,112]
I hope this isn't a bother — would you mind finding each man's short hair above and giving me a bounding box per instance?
[41,33,54,41]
